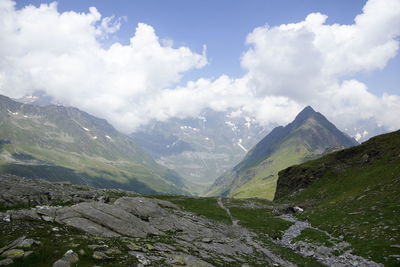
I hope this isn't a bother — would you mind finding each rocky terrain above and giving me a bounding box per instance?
[0,174,387,266]
[0,174,292,266]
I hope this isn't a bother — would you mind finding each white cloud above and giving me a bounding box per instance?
[236,0,400,131]
[0,0,399,135]
[0,0,207,132]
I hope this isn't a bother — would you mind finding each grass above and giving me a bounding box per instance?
[150,195,232,224]
[293,228,334,248]
[229,138,318,200]
[223,199,323,266]
[229,207,291,240]
[0,106,190,196]
[276,130,400,266]
[0,220,142,266]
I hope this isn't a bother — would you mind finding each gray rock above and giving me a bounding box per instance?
[52,250,79,267]
[128,251,151,265]
[65,202,161,237]
[62,217,120,237]
[0,236,26,254]
[1,249,25,259]
[16,238,36,248]
[92,251,110,260]
[201,238,212,243]
[0,258,13,266]
[2,214,10,222]
[88,244,109,251]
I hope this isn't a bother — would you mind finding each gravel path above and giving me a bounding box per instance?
[217,198,296,267]
[217,197,239,226]
[278,214,383,267]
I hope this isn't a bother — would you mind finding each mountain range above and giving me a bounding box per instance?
[207,106,358,199]
[0,92,398,266]
[0,94,189,195]
[131,108,270,193]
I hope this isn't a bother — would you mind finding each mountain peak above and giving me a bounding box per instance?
[300,105,315,114]
[294,106,317,122]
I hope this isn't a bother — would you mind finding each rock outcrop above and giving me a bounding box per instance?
[0,175,293,266]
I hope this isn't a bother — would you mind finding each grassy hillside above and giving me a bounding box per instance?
[208,106,357,200]
[275,130,400,266]
[0,95,189,195]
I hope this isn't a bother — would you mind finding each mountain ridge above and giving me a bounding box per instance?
[0,94,189,195]
[207,106,358,199]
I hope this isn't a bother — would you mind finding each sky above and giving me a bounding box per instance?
[1,0,400,136]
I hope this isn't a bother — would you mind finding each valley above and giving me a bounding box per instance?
[0,95,398,266]
[1,0,399,265]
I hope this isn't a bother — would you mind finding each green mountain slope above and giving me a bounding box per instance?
[274,130,400,266]
[0,95,189,195]
[207,106,357,200]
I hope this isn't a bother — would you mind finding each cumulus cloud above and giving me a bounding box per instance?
[0,0,207,131]
[0,0,399,135]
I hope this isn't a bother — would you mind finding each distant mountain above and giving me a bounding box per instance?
[274,129,400,265]
[207,106,358,199]
[0,94,189,195]
[131,109,270,193]
[16,90,60,107]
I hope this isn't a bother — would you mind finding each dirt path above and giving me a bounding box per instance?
[217,197,239,226]
[217,198,296,267]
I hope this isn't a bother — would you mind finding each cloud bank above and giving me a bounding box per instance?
[0,0,399,134]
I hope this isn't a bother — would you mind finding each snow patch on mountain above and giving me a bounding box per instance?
[355,130,369,142]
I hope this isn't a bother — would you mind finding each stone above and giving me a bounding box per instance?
[53,250,79,267]
[2,214,10,222]
[168,254,186,265]
[105,248,122,255]
[52,259,70,267]
[0,259,13,266]
[62,217,120,238]
[0,236,26,254]
[42,216,54,222]
[201,238,212,243]
[88,244,108,251]
[153,243,176,252]
[128,251,151,265]
[59,202,160,238]
[145,244,154,251]
[63,250,79,263]
[1,249,25,259]
[293,206,304,213]
[127,243,143,251]
[92,251,110,260]
[16,239,35,248]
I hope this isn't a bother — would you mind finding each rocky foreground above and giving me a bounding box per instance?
[0,174,293,266]
[0,174,384,266]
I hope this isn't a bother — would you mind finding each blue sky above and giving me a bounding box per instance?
[15,0,398,95]
[2,0,400,135]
